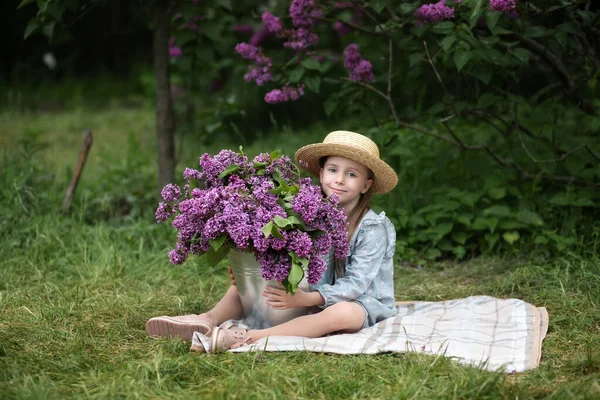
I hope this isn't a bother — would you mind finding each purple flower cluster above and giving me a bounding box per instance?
[235,43,273,87]
[264,84,306,104]
[490,0,516,13]
[343,44,374,82]
[262,12,283,34]
[156,150,349,289]
[169,37,182,58]
[414,1,455,25]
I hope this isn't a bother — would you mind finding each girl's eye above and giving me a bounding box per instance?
[328,168,336,173]
[347,172,356,177]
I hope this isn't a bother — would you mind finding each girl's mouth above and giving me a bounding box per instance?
[330,188,346,194]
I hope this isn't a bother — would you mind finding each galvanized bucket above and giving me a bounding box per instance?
[228,249,310,329]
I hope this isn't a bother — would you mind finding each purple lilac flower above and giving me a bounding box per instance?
[233,24,255,36]
[168,37,182,58]
[262,12,283,34]
[156,202,174,223]
[283,28,319,51]
[343,44,374,82]
[161,183,182,202]
[414,1,455,25]
[183,168,203,182]
[349,59,374,82]
[287,231,313,258]
[235,43,273,87]
[264,84,305,104]
[333,21,352,37]
[307,255,327,284]
[490,0,516,13]
[289,0,316,28]
[169,249,187,264]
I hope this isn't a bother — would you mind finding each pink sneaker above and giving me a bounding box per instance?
[146,314,215,340]
[210,325,253,353]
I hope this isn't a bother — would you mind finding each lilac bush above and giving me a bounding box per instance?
[156,149,349,293]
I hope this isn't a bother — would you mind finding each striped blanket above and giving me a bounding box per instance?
[192,296,548,373]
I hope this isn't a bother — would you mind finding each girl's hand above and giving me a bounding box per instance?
[263,285,308,309]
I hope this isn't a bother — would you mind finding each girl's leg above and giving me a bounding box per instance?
[200,285,244,326]
[248,301,365,341]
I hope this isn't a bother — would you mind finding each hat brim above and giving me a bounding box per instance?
[294,143,398,194]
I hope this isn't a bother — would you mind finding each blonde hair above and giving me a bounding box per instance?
[319,156,374,278]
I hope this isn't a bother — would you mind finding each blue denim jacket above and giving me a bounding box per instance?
[311,209,397,327]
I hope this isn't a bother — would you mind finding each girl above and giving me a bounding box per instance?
[146,130,398,353]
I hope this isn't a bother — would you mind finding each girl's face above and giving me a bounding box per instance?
[319,156,373,212]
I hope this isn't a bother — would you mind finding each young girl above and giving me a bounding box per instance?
[146,130,398,353]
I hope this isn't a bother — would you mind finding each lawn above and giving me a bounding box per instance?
[1,109,599,399]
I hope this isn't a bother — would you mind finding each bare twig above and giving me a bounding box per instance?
[340,77,401,126]
[62,130,93,215]
[387,37,393,97]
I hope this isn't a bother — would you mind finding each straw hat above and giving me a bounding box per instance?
[294,130,398,194]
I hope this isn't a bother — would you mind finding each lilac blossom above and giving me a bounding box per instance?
[264,84,306,104]
[343,44,374,82]
[262,12,283,34]
[168,37,182,58]
[235,43,273,86]
[414,1,455,25]
[156,149,349,292]
[490,0,516,13]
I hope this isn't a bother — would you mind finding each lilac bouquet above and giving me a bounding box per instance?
[156,149,349,293]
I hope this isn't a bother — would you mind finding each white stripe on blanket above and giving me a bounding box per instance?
[192,295,549,373]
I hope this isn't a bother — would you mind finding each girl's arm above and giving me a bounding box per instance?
[315,221,389,307]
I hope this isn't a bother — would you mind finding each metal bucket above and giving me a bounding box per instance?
[228,249,310,329]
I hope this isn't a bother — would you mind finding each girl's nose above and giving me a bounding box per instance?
[335,174,344,185]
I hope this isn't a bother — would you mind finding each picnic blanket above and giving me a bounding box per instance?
[192,295,549,373]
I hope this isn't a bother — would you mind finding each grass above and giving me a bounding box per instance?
[1,108,600,399]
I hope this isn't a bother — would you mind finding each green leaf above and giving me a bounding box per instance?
[517,210,544,226]
[324,97,338,116]
[204,245,230,267]
[469,0,484,27]
[451,231,470,245]
[502,231,520,245]
[24,20,38,39]
[370,0,389,14]
[271,224,283,238]
[453,245,466,259]
[262,220,274,238]
[270,150,282,160]
[441,35,457,52]
[524,26,548,38]
[467,64,493,84]
[217,163,239,179]
[209,234,227,251]
[216,0,232,10]
[409,52,423,67]
[487,187,506,199]
[18,0,35,8]
[289,67,305,83]
[304,75,321,93]
[484,10,501,30]
[432,21,455,35]
[483,205,510,217]
[513,48,529,64]
[301,58,321,70]
[477,93,498,108]
[454,50,472,72]
[472,217,498,232]
[274,215,293,228]
[425,248,442,260]
[287,263,305,286]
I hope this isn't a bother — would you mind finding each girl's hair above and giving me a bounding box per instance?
[319,156,374,278]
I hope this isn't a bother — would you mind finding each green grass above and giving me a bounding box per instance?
[1,109,600,399]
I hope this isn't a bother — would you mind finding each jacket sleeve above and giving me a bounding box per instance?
[315,219,389,307]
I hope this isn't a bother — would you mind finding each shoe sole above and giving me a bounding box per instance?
[146,317,212,340]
